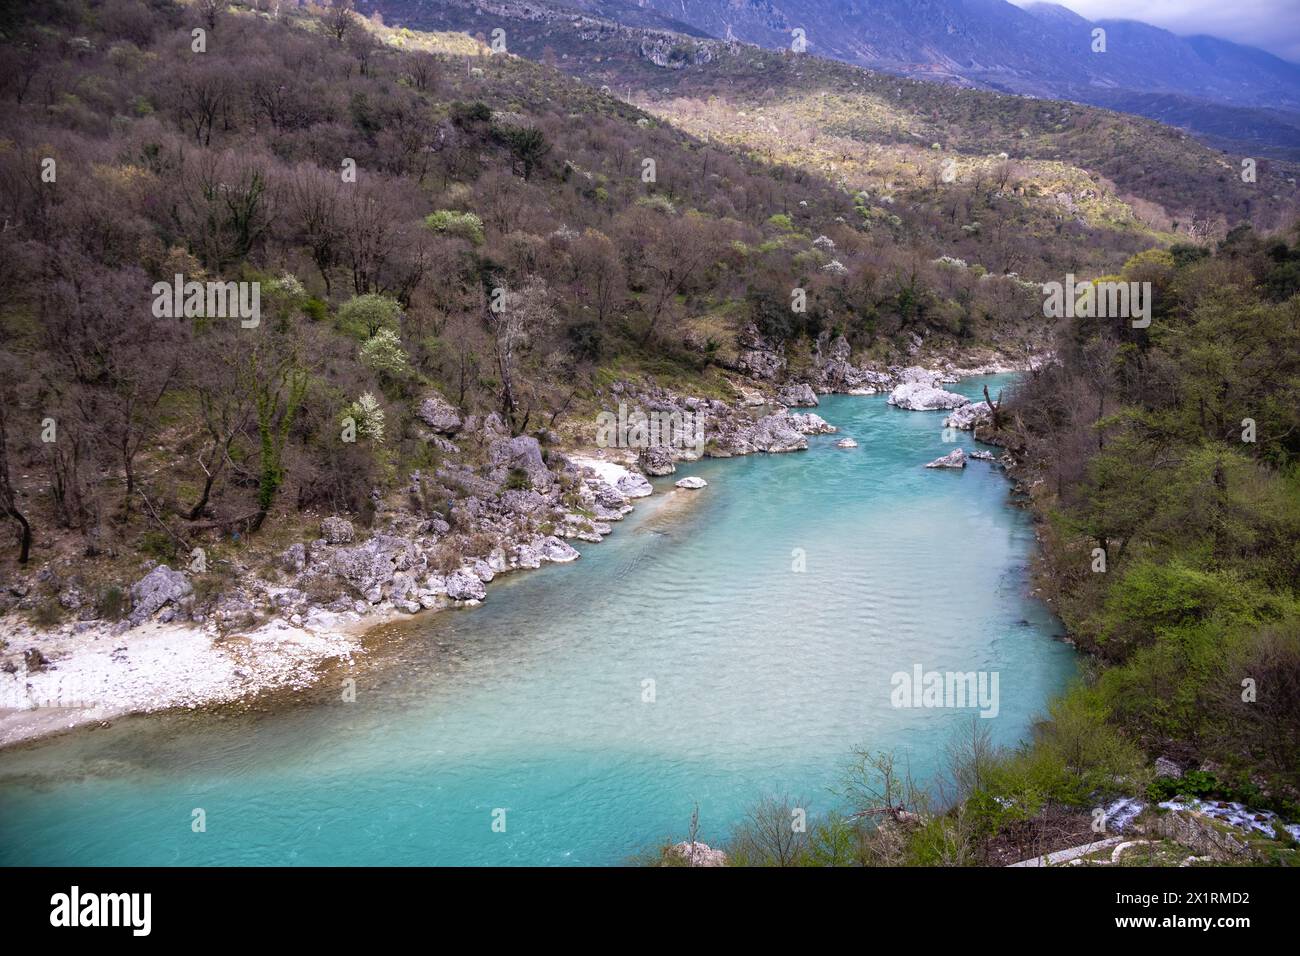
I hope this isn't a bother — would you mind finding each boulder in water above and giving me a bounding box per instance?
[889,382,970,411]
[924,449,967,469]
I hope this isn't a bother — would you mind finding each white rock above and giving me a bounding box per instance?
[675,476,707,489]
[925,448,967,469]
[944,401,992,430]
[513,544,543,569]
[889,381,970,411]
[445,568,487,602]
[784,412,837,435]
[540,536,580,563]
[835,437,858,448]
[616,473,653,498]
[670,841,728,866]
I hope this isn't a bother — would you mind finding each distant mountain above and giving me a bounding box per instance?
[360,0,1300,237]
[569,0,1300,155]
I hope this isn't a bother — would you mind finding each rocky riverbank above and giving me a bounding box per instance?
[0,343,1032,749]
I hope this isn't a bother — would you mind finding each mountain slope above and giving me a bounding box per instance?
[362,0,1300,241]
[552,0,1300,156]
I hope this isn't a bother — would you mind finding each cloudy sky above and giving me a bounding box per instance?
[1010,1,1300,63]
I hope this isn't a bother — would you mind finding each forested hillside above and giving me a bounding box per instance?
[0,0,1049,606]
[363,0,1300,247]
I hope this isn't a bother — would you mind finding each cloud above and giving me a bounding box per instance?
[1010,0,1300,63]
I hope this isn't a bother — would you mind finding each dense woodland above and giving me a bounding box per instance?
[0,0,1054,580]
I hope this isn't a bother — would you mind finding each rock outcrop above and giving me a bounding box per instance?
[925,449,967,469]
[488,434,551,490]
[675,476,707,489]
[416,389,463,434]
[638,446,677,476]
[713,413,808,455]
[670,841,728,866]
[889,381,970,411]
[129,565,193,627]
[775,382,819,407]
[811,333,893,394]
[945,401,993,430]
[1155,810,1253,862]
[735,324,787,380]
[785,412,837,435]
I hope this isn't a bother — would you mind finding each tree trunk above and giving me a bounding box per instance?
[4,505,31,564]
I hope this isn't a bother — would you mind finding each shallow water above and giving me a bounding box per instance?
[0,374,1076,865]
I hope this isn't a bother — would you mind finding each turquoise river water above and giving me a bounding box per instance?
[0,374,1077,865]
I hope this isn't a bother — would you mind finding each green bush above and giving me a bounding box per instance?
[338,294,403,339]
[1146,770,1219,802]
[97,585,127,621]
[423,210,484,245]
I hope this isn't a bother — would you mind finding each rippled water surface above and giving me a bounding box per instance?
[0,374,1076,865]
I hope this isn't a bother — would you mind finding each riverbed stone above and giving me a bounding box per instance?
[540,536,580,563]
[616,473,653,498]
[447,572,488,600]
[638,446,677,476]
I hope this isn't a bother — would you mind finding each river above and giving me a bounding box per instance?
[0,374,1076,865]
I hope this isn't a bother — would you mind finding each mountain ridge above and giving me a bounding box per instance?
[481,0,1300,156]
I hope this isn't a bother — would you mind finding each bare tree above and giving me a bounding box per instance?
[404,51,440,92]
[0,397,32,563]
[487,276,557,432]
[196,0,225,31]
[287,162,345,297]
[325,0,356,44]
[727,794,811,866]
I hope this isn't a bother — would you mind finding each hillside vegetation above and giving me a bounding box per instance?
[364,0,1300,257]
[0,0,1045,604]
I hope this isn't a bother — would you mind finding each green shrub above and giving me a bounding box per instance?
[338,293,403,339]
[1147,770,1219,802]
[423,210,484,245]
[97,585,127,621]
